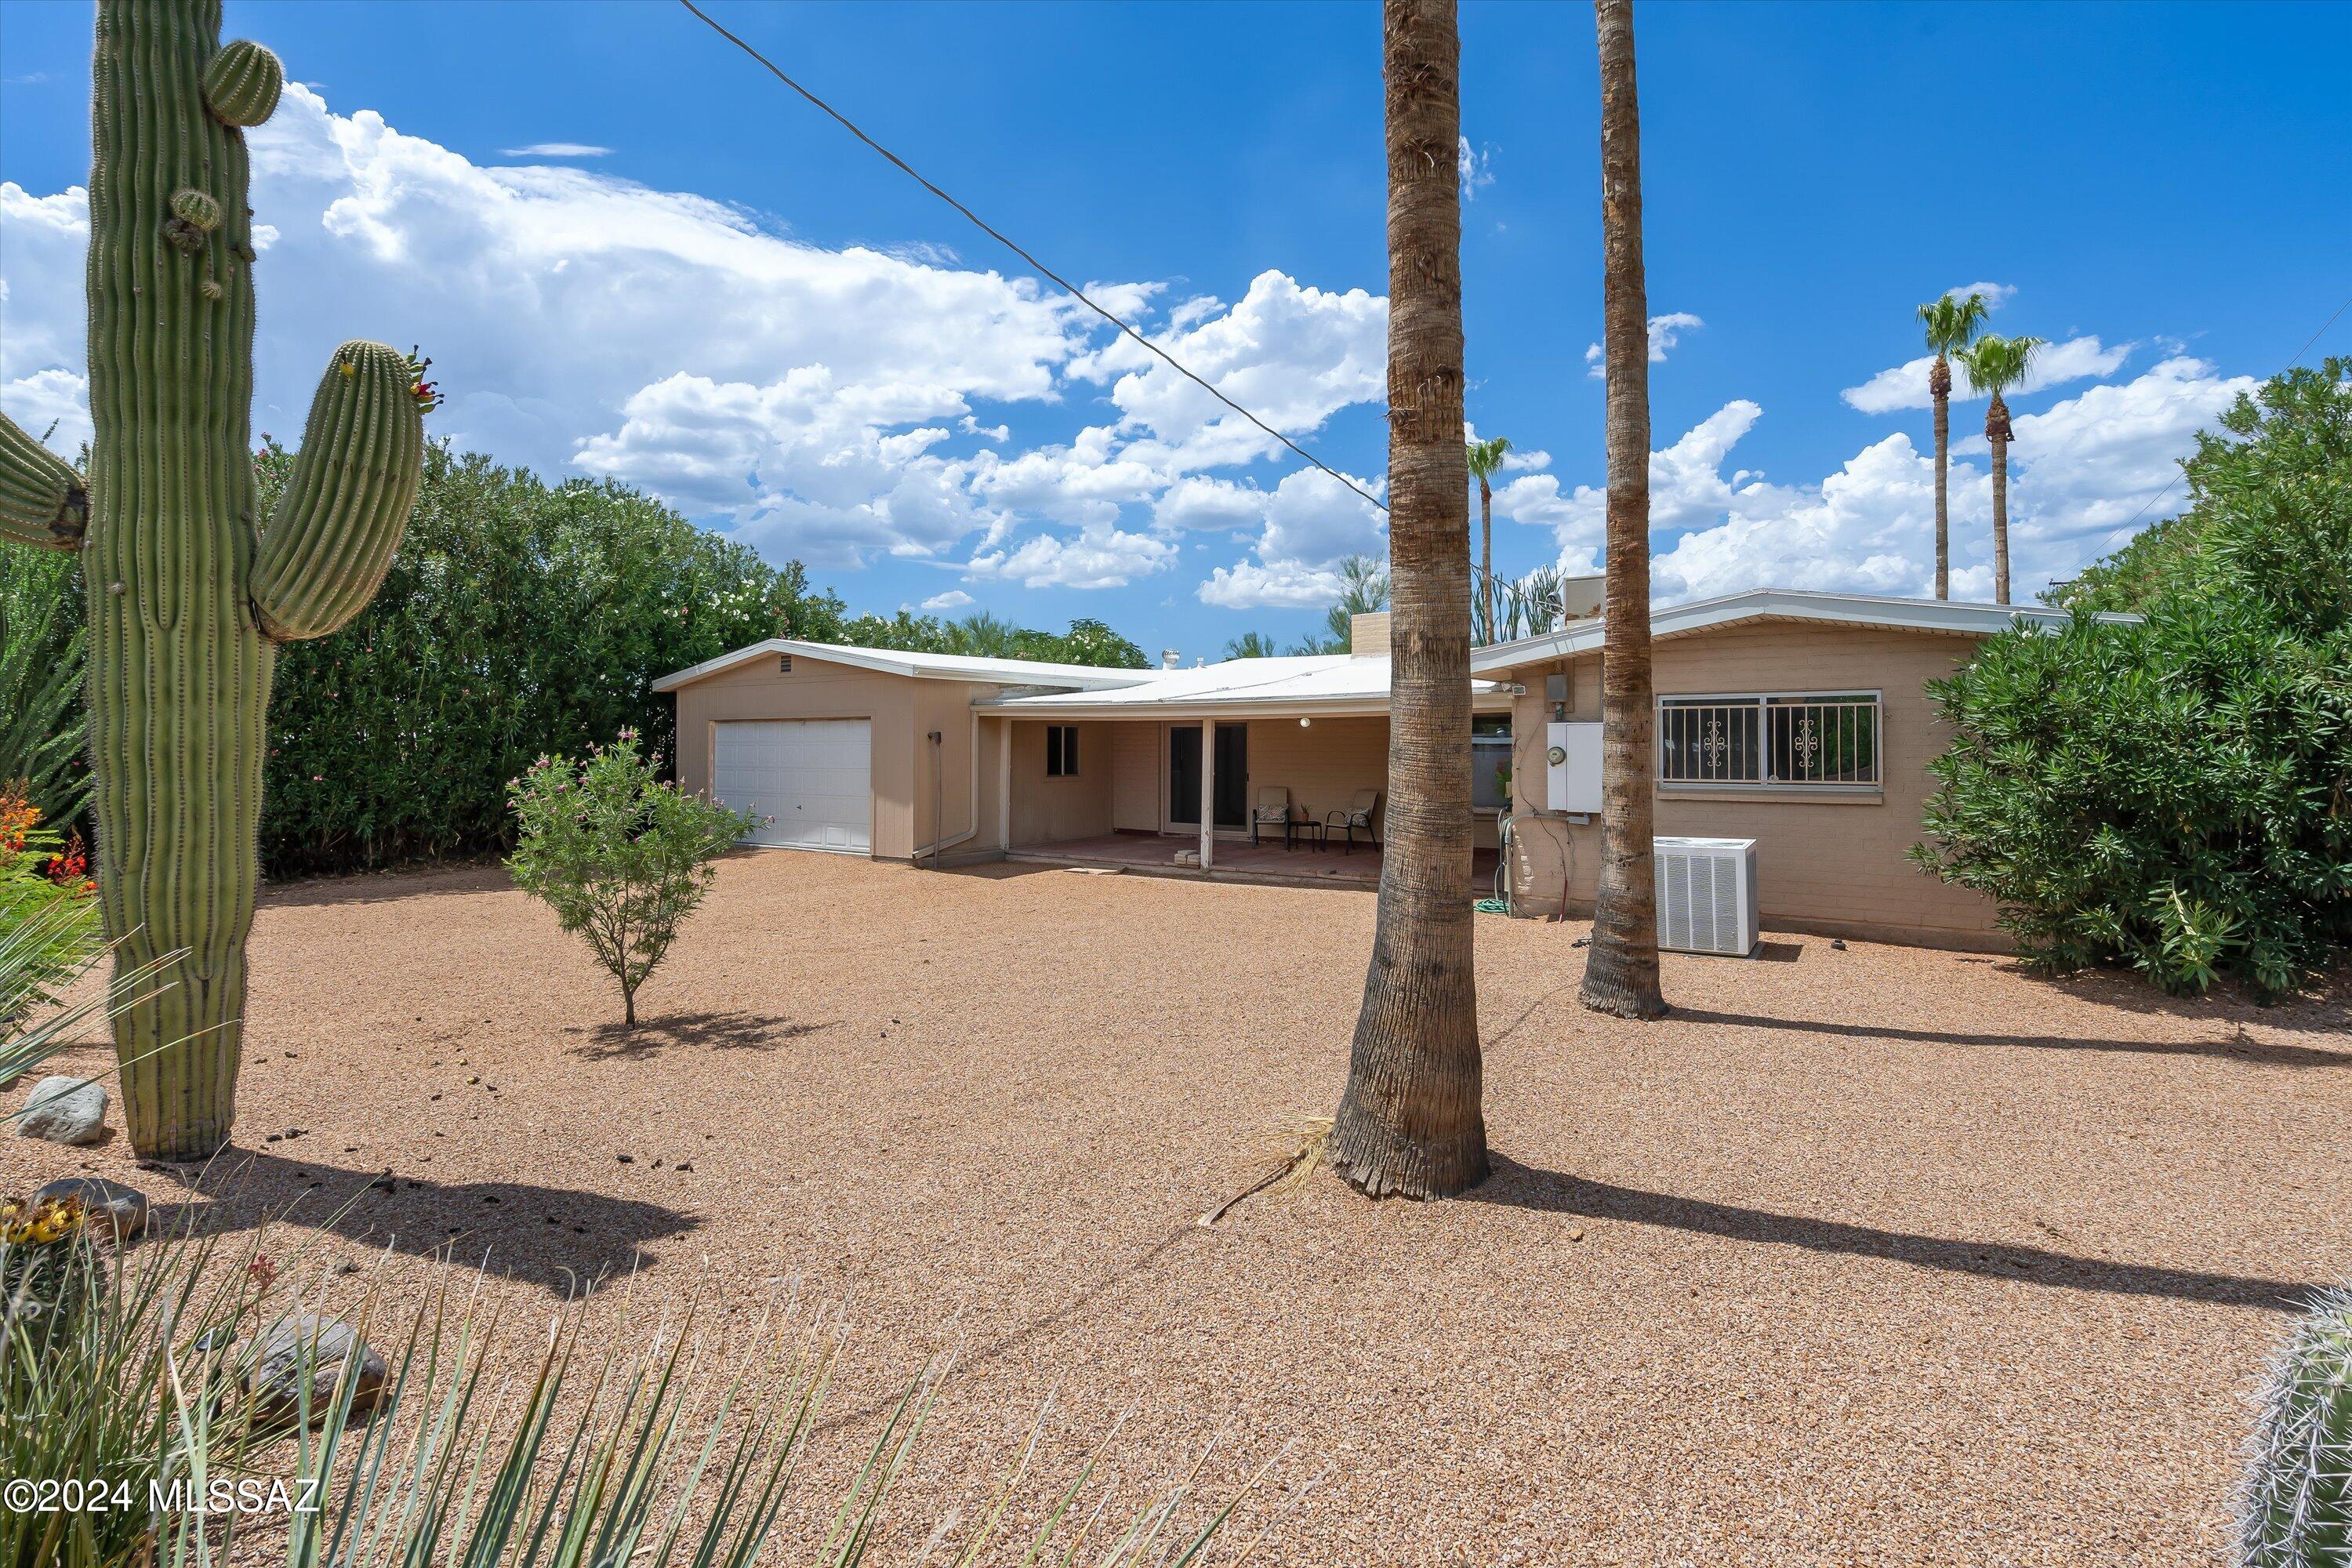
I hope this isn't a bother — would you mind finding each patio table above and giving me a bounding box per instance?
[1286,818,1328,851]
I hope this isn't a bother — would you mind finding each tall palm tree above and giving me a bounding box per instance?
[1917,291,1991,601]
[1578,0,1667,1021]
[1330,0,1486,1200]
[1955,332,2043,605]
[1466,434,1512,641]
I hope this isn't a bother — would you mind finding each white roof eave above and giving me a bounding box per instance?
[652,638,1155,693]
[1469,588,2139,675]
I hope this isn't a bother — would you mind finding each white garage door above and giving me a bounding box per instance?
[711,720,872,853]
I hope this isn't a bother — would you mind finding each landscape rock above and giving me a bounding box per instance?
[243,1313,388,1418]
[16,1076,107,1145]
[31,1176,150,1241]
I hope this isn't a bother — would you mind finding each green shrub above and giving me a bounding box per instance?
[1913,359,2352,999]
[507,731,753,1029]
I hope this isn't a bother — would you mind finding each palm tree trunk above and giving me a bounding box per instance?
[1988,392,2010,605]
[1930,352,1951,601]
[1577,0,1667,1022]
[1479,475,1494,639]
[1330,0,1486,1201]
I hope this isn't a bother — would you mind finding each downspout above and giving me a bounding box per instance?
[915,710,982,866]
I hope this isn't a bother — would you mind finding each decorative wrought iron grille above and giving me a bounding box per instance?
[1658,694,1879,786]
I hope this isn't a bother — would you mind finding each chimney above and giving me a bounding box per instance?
[1160,648,1181,670]
[1348,610,1392,657]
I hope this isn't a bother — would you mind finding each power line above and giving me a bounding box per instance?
[677,0,1389,518]
[2092,291,2350,552]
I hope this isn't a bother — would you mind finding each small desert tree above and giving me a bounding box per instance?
[507,731,752,1029]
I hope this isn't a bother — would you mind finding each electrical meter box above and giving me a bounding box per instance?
[1545,721,1602,814]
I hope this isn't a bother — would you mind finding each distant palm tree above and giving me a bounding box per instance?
[1466,434,1512,640]
[1291,555,1390,654]
[1223,630,1279,659]
[1917,291,1991,601]
[1955,332,2044,604]
[949,610,1019,657]
[1578,0,1667,1022]
[1330,0,1486,1201]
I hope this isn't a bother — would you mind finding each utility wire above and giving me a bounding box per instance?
[677,0,1389,518]
[2092,291,2350,551]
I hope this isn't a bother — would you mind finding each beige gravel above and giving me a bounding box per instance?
[6,850,2348,1565]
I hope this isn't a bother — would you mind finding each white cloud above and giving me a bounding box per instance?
[1198,559,1345,610]
[1584,310,1704,377]
[1068,269,1385,469]
[0,88,1397,601]
[1514,357,2254,604]
[499,142,612,159]
[920,589,975,612]
[1457,137,1494,201]
[1940,281,2016,310]
[1841,335,2131,414]
[967,524,1177,590]
[1152,475,1267,533]
[1,368,92,456]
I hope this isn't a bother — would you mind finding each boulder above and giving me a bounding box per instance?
[17,1076,106,1145]
[30,1176,149,1241]
[243,1313,388,1418]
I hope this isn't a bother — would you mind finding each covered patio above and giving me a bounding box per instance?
[976,633,1518,879]
[1005,826,1501,890]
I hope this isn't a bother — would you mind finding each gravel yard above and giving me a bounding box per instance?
[8,849,2348,1565]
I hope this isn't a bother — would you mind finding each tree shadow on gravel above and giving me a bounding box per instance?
[1473,1154,2319,1311]
[568,1011,840,1059]
[1671,1007,2352,1070]
[140,1148,702,1295]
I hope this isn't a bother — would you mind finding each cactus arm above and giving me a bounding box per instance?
[249,340,423,642]
[0,412,88,550]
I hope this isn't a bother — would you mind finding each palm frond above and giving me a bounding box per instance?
[1917,291,1992,358]
[1955,332,2046,397]
[1465,436,1513,481]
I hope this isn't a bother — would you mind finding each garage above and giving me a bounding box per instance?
[711,719,872,852]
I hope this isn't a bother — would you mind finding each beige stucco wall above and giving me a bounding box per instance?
[1110,723,1160,831]
[1490,621,2002,949]
[671,653,993,862]
[1006,719,1116,844]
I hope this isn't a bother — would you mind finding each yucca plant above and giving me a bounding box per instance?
[0,549,87,825]
[8,1243,1277,1568]
[2237,1285,2352,1568]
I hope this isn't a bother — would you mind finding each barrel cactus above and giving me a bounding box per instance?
[0,0,423,1160]
[2238,1284,2352,1567]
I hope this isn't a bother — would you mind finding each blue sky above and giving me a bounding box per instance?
[4,1,2347,657]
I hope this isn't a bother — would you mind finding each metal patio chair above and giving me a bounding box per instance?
[1250,786,1291,849]
[1327,788,1381,853]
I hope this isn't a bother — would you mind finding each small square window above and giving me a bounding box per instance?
[1045,724,1080,777]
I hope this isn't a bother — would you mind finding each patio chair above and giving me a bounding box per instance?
[1250,786,1291,849]
[1327,789,1381,854]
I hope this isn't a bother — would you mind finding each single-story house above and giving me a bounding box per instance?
[655,587,2107,951]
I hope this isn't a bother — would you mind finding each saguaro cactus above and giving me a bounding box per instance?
[0,0,423,1160]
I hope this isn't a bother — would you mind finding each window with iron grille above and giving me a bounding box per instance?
[1657,692,1880,788]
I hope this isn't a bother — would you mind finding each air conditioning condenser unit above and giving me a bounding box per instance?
[1653,836,1759,956]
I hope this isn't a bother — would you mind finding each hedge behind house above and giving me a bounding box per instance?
[253,441,827,877]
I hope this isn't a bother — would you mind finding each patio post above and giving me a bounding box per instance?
[1199,717,1216,871]
[997,716,1013,851]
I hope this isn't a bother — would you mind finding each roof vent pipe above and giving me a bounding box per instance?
[1161,648,1181,670]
